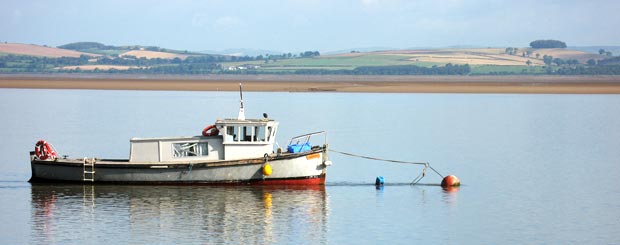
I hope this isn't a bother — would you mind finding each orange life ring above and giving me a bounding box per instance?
[202,125,219,137]
[35,140,57,160]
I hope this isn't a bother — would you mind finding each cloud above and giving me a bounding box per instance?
[214,16,244,30]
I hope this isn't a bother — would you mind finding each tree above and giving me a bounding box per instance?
[58,42,110,50]
[300,51,320,58]
[606,51,613,56]
[526,60,532,66]
[599,49,606,55]
[529,39,567,48]
[543,55,553,65]
[587,59,596,66]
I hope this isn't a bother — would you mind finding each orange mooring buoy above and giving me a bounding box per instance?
[441,175,460,187]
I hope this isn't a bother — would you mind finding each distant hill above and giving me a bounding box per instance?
[2,41,618,75]
[199,48,285,57]
[323,46,397,55]
[58,42,116,50]
[218,47,614,75]
[0,43,100,58]
[570,46,620,56]
[230,48,606,70]
[58,41,204,57]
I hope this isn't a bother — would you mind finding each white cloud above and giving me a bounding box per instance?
[214,16,244,30]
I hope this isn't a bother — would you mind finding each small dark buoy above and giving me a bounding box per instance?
[375,176,385,186]
[441,175,460,187]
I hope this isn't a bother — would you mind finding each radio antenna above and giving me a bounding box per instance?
[237,83,245,120]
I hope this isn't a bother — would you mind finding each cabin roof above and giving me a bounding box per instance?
[215,118,276,124]
[131,135,207,141]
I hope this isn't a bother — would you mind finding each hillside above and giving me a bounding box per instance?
[120,50,190,60]
[221,48,609,74]
[58,42,203,57]
[1,42,618,75]
[0,43,100,58]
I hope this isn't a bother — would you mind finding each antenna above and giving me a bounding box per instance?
[237,83,245,120]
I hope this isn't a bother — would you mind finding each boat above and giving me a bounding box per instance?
[29,84,332,185]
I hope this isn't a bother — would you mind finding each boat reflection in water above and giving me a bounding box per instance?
[30,184,328,244]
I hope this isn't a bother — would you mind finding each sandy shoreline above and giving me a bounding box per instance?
[1,74,620,94]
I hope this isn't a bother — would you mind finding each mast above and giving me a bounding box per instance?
[237,83,245,120]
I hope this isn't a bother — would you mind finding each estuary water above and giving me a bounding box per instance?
[1,88,620,244]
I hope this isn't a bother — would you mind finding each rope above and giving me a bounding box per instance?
[329,149,444,185]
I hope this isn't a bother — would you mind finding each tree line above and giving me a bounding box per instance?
[529,40,567,49]
[58,42,117,50]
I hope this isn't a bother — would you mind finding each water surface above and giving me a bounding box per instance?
[1,89,619,244]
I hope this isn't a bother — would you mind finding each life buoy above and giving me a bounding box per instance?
[202,125,219,137]
[35,140,57,160]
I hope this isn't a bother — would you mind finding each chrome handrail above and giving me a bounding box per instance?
[287,131,327,146]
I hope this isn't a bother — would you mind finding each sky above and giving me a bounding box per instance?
[2,0,619,53]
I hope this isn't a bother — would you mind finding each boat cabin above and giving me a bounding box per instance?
[129,118,279,163]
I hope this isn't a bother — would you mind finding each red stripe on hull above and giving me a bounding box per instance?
[254,174,326,185]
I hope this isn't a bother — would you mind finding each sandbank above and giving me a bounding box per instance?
[1,74,620,94]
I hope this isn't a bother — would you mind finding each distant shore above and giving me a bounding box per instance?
[1,74,620,94]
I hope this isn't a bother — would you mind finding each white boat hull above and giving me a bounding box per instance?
[30,149,328,185]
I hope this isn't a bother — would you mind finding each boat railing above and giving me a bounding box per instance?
[286,131,327,153]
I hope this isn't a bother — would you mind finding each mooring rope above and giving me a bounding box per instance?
[329,149,444,185]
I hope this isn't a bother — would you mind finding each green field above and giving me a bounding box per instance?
[222,53,551,74]
[222,54,441,70]
[79,48,126,56]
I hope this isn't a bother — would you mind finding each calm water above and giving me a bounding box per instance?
[1,88,620,244]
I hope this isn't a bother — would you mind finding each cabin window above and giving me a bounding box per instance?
[267,126,273,141]
[224,125,270,143]
[255,126,266,142]
[239,126,247,141]
[240,126,254,142]
[172,142,208,158]
[226,126,236,141]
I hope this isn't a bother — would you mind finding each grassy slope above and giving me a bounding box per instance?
[221,48,608,74]
[224,54,440,71]
[78,48,126,56]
